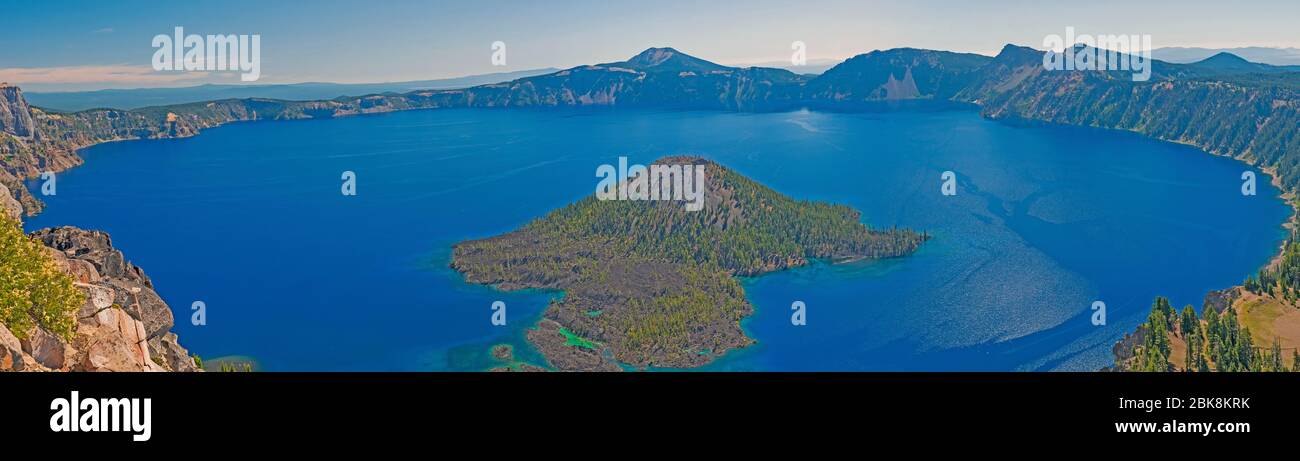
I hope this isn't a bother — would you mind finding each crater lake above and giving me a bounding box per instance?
[24,107,1291,371]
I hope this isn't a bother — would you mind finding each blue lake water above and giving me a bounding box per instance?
[24,108,1290,371]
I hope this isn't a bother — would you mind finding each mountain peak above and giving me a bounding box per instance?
[1190,51,1263,72]
[619,47,728,72]
[628,47,681,63]
[1198,51,1252,65]
[996,44,1039,56]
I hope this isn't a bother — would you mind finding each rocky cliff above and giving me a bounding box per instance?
[0,83,81,183]
[0,206,199,372]
[956,45,1300,189]
[0,182,20,222]
[0,83,35,138]
[803,48,990,103]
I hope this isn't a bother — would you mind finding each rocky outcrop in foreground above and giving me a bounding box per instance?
[0,182,21,222]
[1,224,199,372]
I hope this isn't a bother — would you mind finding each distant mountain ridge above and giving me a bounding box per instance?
[1154,46,1300,66]
[3,44,1300,212]
[804,48,990,103]
[1185,52,1300,75]
[960,44,1300,188]
[730,58,841,76]
[21,68,560,112]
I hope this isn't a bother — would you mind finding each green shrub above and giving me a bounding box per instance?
[0,211,84,340]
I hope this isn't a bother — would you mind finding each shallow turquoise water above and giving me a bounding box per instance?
[25,107,1290,370]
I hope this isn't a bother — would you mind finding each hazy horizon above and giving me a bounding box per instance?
[4,0,1299,91]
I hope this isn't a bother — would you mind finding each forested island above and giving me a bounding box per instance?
[451,156,928,370]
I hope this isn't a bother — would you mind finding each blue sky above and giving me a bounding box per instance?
[2,0,1297,90]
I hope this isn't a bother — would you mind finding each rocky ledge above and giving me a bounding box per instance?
[1,225,200,372]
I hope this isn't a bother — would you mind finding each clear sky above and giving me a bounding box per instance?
[2,0,1297,90]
